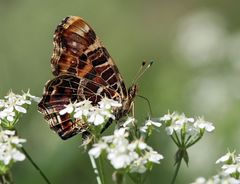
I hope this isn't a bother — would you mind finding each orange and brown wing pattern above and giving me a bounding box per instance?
[51,16,128,98]
[38,74,119,139]
[38,75,85,139]
[38,16,135,139]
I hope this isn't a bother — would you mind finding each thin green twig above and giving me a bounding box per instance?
[89,154,102,184]
[98,155,106,184]
[21,147,51,184]
[171,157,182,184]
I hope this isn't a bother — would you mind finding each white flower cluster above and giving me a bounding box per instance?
[0,130,26,166]
[160,112,215,136]
[159,112,215,152]
[0,90,40,126]
[59,97,122,126]
[191,151,240,184]
[192,175,240,184]
[160,112,215,135]
[89,128,163,173]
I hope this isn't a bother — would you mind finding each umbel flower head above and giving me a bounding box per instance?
[160,112,215,166]
[160,112,215,147]
[0,129,26,174]
[89,127,163,173]
[191,151,240,184]
[0,90,40,128]
[59,97,122,135]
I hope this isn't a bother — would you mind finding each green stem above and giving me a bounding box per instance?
[170,135,179,147]
[171,157,182,184]
[89,154,103,184]
[186,133,203,148]
[21,147,51,184]
[98,155,106,184]
[0,172,13,184]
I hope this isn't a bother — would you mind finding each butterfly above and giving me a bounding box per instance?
[38,16,137,140]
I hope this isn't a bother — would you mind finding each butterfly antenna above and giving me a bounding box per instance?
[132,61,154,85]
[136,95,153,116]
[132,61,146,85]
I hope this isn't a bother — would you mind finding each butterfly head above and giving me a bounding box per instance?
[128,84,137,101]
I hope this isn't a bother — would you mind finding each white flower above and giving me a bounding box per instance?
[98,97,122,110]
[174,113,194,126]
[162,112,195,135]
[161,111,214,141]
[192,173,240,184]
[145,120,162,127]
[159,113,172,121]
[122,117,135,128]
[15,105,27,113]
[5,91,30,109]
[88,108,105,125]
[0,130,26,165]
[99,108,115,120]
[112,128,128,139]
[129,157,147,173]
[222,164,240,175]
[0,100,5,108]
[0,91,39,124]
[74,100,92,118]
[107,140,139,169]
[191,177,206,184]
[165,127,174,135]
[11,136,26,146]
[11,148,25,162]
[140,119,162,133]
[59,102,75,115]
[216,151,235,164]
[194,117,215,132]
[88,127,163,172]
[88,142,108,158]
[22,90,41,103]
[128,140,148,151]
[0,108,15,122]
[146,150,164,164]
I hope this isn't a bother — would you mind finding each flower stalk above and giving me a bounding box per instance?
[21,147,51,184]
[89,154,103,184]
[0,172,13,184]
[171,156,182,184]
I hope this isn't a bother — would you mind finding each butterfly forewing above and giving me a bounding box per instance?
[51,16,127,98]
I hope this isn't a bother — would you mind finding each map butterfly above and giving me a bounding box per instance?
[38,16,137,140]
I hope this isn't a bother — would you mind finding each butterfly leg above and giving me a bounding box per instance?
[131,102,135,118]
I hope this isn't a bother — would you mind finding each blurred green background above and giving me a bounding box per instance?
[0,0,240,183]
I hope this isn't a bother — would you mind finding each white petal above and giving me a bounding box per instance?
[216,153,231,163]
[205,123,215,132]
[165,127,174,135]
[159,114,172,121]
[59,108,68,115]
[94,114,105,125]
[73,110,83,119]
[122,117,135,127]
[3,155,11,165]
[7,115,14,122]
[12,149,25,161]
[15,106,27,113]
[4,130,15,136]
[148,151,164,163]
[88,147,102,158]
